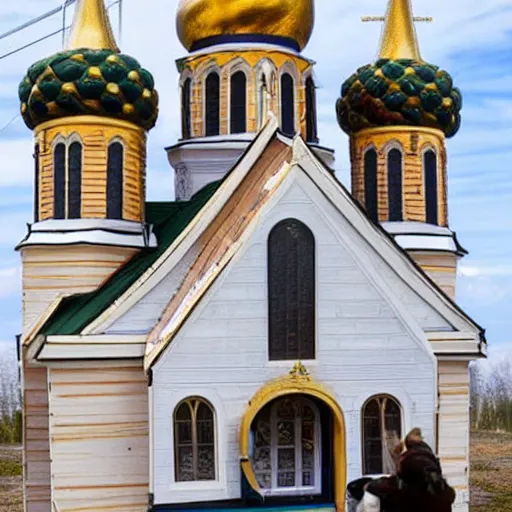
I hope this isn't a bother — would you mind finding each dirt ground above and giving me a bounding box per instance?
[1,432,511,511]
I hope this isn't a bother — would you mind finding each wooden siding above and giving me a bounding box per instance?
[35,117,146,222]
[151,175,437,505]
[48,366,149,512]
[23,367,51,512]
[438,360,470,509]
[411,252,458,299]
[351,127,448,226]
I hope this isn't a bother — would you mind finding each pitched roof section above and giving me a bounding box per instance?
[40,181,222,336]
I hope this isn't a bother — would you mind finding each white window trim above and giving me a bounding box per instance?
[258,398,322,497]
[226,58,251,135]
[201,66,222,137]
[279,61,300,135]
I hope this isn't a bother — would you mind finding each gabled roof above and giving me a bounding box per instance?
[39,181,222,337]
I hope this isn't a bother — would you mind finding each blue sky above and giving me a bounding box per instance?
[0,0,511,367]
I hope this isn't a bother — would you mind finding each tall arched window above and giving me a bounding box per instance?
[182,78,192,139]
[281,73,295,136]
[68,142,82,219]
[34,144,40,222]
[305,77,318,143]
[387,148,403,222]
[174,398,216,482]
[364,149,378,223]
[268,219,315,361]
[424,150,438,225]
[107,142,124,220]
[230,71,247,134]
[53,143,66,220]
[362,396,402,475]
[205,71,220,136]
[253,396,321,494]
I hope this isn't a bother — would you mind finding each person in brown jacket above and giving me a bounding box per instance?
[358,429,456,512]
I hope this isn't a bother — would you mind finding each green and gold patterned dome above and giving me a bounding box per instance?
[337,0,462,138]
[19,0,158,131]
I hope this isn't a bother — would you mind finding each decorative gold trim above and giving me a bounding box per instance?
[356,125,445,138]
[239,362,347,512]
[34,115,143,135]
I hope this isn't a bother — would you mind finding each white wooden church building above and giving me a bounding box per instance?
[17,1,485,512]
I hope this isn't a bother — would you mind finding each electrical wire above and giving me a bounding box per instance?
[0,26,69,60]
[0,114,21,133]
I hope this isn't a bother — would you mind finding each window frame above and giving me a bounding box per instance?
[255,397,322,497]
[229,69,248,134]
[67,140,82,219]
[181,76,193,139]
[53,140,66,220]
[106,139,125,220]
[267,219,316,362]
[363,146,379,223]
[305,75,318,143]
[204,70,221,137]
[34,143,40,222]
[361,394,403,476]
[280,70,296,136]
[173,397,217,484]
[386,145,404,222]
[423,147,439,225]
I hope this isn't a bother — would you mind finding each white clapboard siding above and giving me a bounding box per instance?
[48,366,149,512]
[152,177,437,505]
[438,360,470,510]
[23,366,51,512]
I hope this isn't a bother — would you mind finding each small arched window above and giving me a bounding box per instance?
[268,219,315,361]
[362,396,402,475]
[364,148,378,223]
[68,142,82,219]
[387,148,403,222]
[182,78,192,139]
[205,71,220,136]
[281,73,295,136]
[107,142,124,220]
[424,150,438,225]
[34,143,40,222]
[305,77,318,143]
[174,398,216,482]
[230,71,247,134]
[53,143,66,220]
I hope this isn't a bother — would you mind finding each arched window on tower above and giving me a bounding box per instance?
[230,71,247,134]
[268,219,315,361]
[424,149,438,225]
[387,148,403,222]
[364,148,378,223]
[53,143,66,220]
[362,395,402,475]
[107,142,124,220]
[182,78,192,139]
[34,144,40,222]
[281,73,295,136]
[67,141,82,219]
[205,71,220,136]
[305,76,318,143]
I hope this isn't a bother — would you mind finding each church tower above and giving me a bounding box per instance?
[337,0,464,299]
[169,0,334,200]
[17,0,159,330]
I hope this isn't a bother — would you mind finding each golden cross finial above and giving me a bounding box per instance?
[67,0,119,51]
[362,0,432,61]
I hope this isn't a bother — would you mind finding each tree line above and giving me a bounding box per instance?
[470,356,512,433]
[0,348,22,444]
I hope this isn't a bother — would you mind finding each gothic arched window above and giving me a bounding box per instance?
[253,396,321,494]
[268,219,315,361]
[205,71,220,136]
[182,78,192,139]
[362,396,402,475]
[424,150,438,225]
[364,148,378,223]
[281,73,295,136]
[53,143,66,220]
[174,398,216,482]
[230,71,247,134]
[107,142,124,220]
[305,76,318,143]
[68,142,82,219]
[387,148,403,222]
[34,144,40,222]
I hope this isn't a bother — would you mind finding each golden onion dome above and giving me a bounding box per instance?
[176,0,315,52]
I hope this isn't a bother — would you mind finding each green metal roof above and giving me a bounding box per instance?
[41,180,222,336]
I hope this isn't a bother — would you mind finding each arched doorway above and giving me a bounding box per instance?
[240,364,347,512]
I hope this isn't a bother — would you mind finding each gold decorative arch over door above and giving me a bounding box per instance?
[240,363,347,512]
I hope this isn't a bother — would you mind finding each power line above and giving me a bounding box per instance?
[0,114,21,133]
[0,27,68,61]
